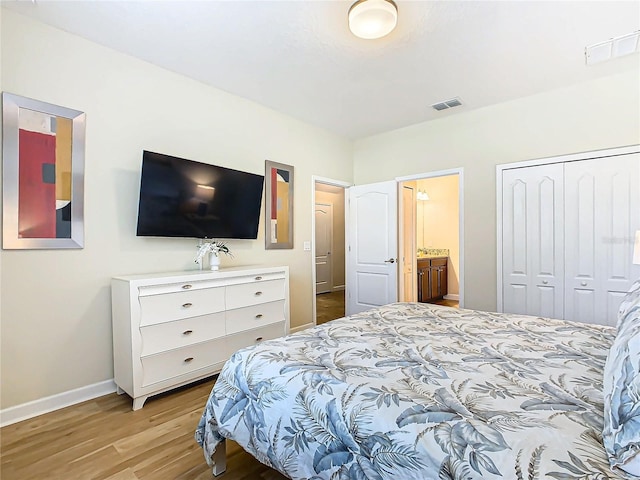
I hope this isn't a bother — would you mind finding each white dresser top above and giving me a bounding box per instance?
[113,265,289,283]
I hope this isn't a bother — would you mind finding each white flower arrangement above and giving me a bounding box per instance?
[195,240,233,270]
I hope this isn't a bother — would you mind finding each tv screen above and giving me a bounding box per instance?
[136,151,264,239]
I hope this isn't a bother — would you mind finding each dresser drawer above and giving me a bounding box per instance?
[138,279,227,296]
[140,338,227,387]
[226,279,285,310]
[139,287,225,326]
[225,300,285,335]
[222,271,287,287]
[225,321,285,356]
[140,312,226,356]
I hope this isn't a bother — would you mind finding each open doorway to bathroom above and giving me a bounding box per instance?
[399,171,462,308]
[314,181,347,325]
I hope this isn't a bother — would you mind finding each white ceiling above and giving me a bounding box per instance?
[3,0,639,139]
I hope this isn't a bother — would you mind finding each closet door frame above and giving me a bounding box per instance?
[496,144,640,313]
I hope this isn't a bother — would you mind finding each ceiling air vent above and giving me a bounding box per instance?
[585,30,640,65]
[431,97,463,111]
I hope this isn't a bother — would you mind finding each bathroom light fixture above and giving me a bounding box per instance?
[417,190,430,201]
[348,0,398,40]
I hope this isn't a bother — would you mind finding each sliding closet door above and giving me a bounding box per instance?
[564,154,640,326]
[502,164,564,318]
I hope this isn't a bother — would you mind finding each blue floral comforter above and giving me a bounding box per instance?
[195,302,627,479]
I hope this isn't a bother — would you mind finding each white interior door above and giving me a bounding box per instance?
[564,154,640,326]
[346,181,398,315]
[502,164,564,318]
[315,203,333,294]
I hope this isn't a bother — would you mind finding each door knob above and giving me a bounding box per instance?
[384,258,396,264]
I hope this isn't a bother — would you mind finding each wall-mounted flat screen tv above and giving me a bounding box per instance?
[136,151,264,239]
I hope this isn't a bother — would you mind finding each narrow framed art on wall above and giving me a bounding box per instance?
[265,160,294,250]
[2,92,86,249]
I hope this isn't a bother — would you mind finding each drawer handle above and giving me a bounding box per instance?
[183,330,193,335]
[182,303,193,308]
[254,291,263,296]
[255,337,263,342]
[581,281,587,287]
[255,276,263,281]
[255,314,263,319]
[182,284,193,290]
[184,357,194,363]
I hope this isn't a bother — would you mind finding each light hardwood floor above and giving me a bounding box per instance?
[428,298,459,308]
[1,378,287,480]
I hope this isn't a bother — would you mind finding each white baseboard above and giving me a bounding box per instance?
[290,322,314,333]
[444,294,460,301]
[0,379,117,427]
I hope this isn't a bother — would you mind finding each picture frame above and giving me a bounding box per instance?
[2,92,86,249]
[265,160,294,249]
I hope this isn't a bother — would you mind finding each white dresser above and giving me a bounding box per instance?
[111,266,289,410]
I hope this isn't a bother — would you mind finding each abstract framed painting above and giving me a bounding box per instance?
[265,160,294,249]
[2,92,86,249]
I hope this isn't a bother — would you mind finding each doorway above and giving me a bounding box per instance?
[313,179,348,325]
[311,170,463,328]
[398,170,463,308]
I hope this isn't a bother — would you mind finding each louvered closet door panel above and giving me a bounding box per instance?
[502,164,564,318]
[564,154,640,326]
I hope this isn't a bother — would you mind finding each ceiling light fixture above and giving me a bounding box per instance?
[348,0,398,40]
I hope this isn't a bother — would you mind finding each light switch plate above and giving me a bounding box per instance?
[303,241,311,251]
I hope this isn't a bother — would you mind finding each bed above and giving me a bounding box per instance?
[195,298,640,479]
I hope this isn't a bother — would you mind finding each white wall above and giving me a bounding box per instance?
[0,6,3,374]
[354,67,640,312]
[0,10,353,409]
